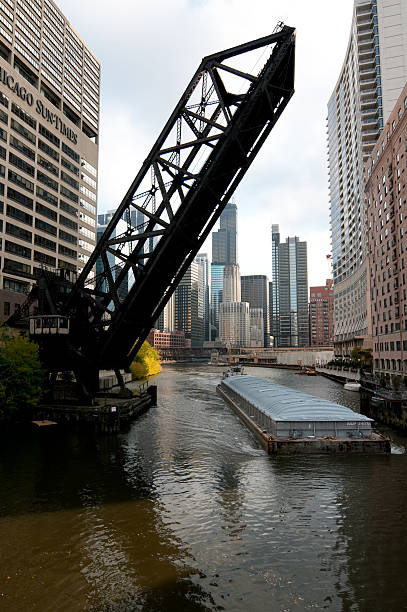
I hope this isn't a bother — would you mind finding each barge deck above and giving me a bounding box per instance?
[217,376,390,454]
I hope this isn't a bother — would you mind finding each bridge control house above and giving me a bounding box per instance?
[0,0,99,319]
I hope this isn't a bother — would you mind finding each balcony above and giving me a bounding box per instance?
[357,17,373,31]
[360,87,377,97]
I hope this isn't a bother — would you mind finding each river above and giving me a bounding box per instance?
[1,364,407,611]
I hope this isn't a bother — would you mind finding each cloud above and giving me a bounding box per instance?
[57,0,354,286]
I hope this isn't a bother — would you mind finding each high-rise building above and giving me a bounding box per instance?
[309,279,334,347]
[195,252,210,341]
[212,202,237,265]
[96,211,113,295]
[249,307,264,348]
[268,280,273,346]
[241,274,270,347]
[174,260,204,347]
[156,294,175,332]
[271,224,280,344]
[96,210,128,300]
[365,81,407,379]
[271,225,309,347]
[327,0,407,359]
[210,262,224,341]
[0,0,100,319]
[223,263,241,303]
[218,301,250,348]
[211,201,238,338]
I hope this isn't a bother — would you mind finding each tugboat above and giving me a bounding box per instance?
[222,364,245,379]
[296,367,318,376]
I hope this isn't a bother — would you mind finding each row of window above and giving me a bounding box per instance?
[4,219,78,245]
[4,184,94,231]
[4,238,77,259]
[0,42,99,140]
[3,108,92,180]
[3,253,76,276]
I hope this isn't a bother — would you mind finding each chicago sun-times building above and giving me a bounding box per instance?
[0,0,99,318]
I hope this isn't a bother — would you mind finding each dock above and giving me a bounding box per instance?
[32,384,157,433]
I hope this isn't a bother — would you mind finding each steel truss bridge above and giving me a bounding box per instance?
[10,24,296,400]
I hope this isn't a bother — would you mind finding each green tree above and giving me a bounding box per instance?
[129,341,161,380]
[0,328,45,420]
[350,347,372,368]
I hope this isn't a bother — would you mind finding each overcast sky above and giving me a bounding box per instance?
[57,0,354,287]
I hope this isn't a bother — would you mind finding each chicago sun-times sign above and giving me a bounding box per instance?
[0,66,78,145]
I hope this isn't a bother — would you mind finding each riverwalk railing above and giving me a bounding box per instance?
[316,367,360,382]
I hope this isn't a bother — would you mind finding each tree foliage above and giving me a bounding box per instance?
[0,328,45,420]
[350,347,372,367]
[129,341,161,380]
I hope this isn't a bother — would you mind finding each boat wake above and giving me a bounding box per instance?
[390,442,405,454]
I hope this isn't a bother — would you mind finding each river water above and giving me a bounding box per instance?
[1,364,407,611]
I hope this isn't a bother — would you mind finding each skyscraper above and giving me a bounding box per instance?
[271,225,280,345]
[249,307,264,348]
[271,225,309,347]
[210,263,223,341]
[174,260,204,348]
[211,201,238,339]
[223,264,241,303]
[96,211,114,295]
[195,252,210,341]
[212,202,237,265]
[97,210,128,300]
[241,274,270,347]
[327,0,407,359]
[365,82,407,380]
[309,279,334,347]
[0,0,99,318]
[218,301,250,348]
[156,294,175,332]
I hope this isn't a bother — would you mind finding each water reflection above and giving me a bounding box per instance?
[0,426,215,611]
[1,365,407,610]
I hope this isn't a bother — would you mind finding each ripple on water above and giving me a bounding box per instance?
[2,364,407,611]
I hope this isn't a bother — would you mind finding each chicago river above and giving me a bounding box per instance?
[1,365,407,611]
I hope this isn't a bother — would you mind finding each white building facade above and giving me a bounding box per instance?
[249,307,264,348]
[219,301,250,348]
[327,0,407,358]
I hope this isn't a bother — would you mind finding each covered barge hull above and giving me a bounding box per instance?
[217,379,390,455]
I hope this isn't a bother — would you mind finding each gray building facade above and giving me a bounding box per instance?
[271,225,309,347]
[211,201,238,339]
[175,260,204,347]
[195,252,210,342]
[241,274,270,347]
[212,202,237,266]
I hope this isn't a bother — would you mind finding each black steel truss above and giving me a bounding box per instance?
[47,24,296,379]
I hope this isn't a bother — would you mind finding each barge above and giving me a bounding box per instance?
[217,376,390,454]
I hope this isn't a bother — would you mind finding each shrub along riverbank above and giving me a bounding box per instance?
[0,327,45,422]
[129,341,161,380]
[0,328,160,423]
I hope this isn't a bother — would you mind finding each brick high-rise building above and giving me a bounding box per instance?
[365,81,407,379]
[309,279,334,346]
